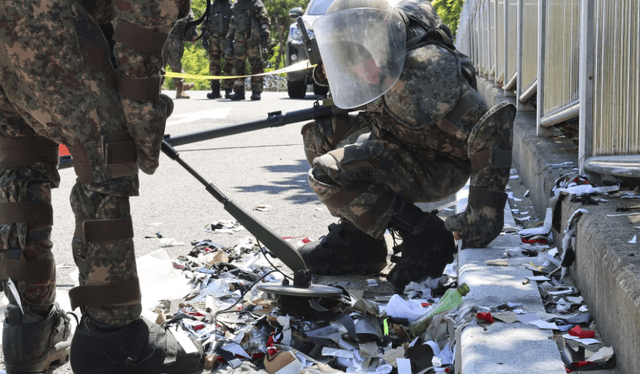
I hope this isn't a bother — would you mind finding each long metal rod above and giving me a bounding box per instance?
[164,105,350,148]
[540,101,580,128]
[161,140,307,272]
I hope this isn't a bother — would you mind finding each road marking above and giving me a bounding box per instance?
[166,107,231,127]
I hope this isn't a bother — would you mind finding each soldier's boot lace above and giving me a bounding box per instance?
[70,316,205,374]
[2,303,71,373]
[298,219,388,275]
[386,199,456,293]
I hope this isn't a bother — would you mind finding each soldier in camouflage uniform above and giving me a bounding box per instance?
[226,0,271,101]
[162,10,199,99]
[203,0,234,99]
[299,0,515,292]
[0,1,205,373]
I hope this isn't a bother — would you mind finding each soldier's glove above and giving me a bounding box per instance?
[444,186,507,248]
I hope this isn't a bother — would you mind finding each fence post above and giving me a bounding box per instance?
[579,0,596,180]
[536,0,554,136]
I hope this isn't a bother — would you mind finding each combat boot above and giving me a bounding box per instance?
[182,82,195,91]
[229,89,245,101]
[176,85,190,99]
[224,89,233,99]
[207,90,221,99]
[71,316,205,374]
[386,199,456,293]
[298,220,388,275]
[2,303,71,373]
[250,91,261,101]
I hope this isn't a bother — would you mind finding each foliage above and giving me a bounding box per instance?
[431,0,464,38]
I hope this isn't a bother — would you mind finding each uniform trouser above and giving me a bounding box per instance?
[302,113,472,239]
[162,37,187,88]
[232,32,264,92]
[207,34,234,91]
[0,1,141,327]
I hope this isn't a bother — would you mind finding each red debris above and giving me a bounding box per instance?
[476,312,495,323]
[568,326,595,339]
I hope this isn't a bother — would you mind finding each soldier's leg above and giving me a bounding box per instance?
[0,89,72,373]
[300,125,468,289]
[230,33,247,100]
[221,37,235,97]
[0,1,203,373]
[247,39,264,100]
[207,35,222,99]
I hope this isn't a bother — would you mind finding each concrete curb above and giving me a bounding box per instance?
[454,185,566,373]
[475,77,638,374]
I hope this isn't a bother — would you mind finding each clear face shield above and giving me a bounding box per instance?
[312,6,406,109]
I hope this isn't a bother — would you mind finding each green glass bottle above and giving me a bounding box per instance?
[409,283,470,335]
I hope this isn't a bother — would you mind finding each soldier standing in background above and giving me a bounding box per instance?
[203,0,235,100]
[226,0,271,101]
[0,0,205,373]
[162,10,199,99]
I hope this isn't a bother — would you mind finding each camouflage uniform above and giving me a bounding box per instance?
[0,0,204,373]
[302,0,514,289]
[203,0,234,95]
[162,10,198,96]
[226,0,270,94]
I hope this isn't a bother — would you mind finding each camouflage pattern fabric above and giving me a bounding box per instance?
[226,0,270,92]
[206,34,234,91]
[204,0,234,92]
[304,0,513,247]
[162,11,198,89]
[0,0,188,327]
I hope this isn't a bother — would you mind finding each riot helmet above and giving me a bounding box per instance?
[312,0,407,109]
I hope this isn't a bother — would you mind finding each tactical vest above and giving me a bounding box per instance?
[207,0,232,35]
[230,0,262,33]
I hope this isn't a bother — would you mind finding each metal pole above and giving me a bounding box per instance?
[579,0,595,177]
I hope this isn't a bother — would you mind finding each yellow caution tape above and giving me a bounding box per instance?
[164,60,314,80]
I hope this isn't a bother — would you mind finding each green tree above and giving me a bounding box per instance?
[431,0,464,39]
[263,0,307,71]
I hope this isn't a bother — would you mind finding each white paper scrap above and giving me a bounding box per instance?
[6,279,23,315]
[171,326,200,354]
[629,235,637,244]
[528,319,559,330]
[397,358,412,374]
[562,334,600,345]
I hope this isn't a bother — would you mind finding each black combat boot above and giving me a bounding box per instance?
[2,303,71,373]
[229,89,245,101]
[386,199,456,293]
[70,316,205,374]
[298,220,388,275]
[224,89,233,99]
[250,91,261,101]
[207,90,221,99]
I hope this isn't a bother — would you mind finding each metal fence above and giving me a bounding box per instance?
[456,0,640,179]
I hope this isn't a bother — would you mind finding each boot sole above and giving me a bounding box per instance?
[307,261,387,275]
[5,346,70,373]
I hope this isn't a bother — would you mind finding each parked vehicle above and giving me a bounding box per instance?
[285,0,334,99]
